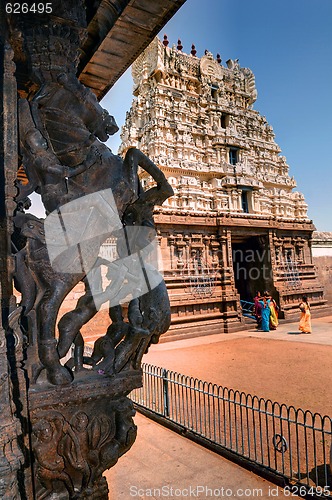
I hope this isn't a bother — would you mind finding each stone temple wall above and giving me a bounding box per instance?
[312,232,332,305]
[313,256,332,304]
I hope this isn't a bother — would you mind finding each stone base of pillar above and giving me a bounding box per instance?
[28,371,141,499]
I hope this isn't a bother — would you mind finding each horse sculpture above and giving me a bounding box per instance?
[15,71,173,385]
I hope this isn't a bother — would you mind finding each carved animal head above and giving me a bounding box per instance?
[14,214,46,244]
[21,219,46,244]
[103,111,119,137]
[95,110,119,142]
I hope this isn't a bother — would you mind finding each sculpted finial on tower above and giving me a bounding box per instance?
[226,58,240,70]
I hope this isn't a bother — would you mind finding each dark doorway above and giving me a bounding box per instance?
[232,235,274,302]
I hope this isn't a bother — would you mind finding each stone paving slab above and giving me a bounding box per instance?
[105,412,296,499]
[151,315,332,352]
[104,314,331,499]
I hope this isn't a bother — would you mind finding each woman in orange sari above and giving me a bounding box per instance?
[299,295,311,333]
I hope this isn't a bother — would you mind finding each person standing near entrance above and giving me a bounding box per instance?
[268,294,279,330]
[259,292,271,332]
[299,295,311,333]
[253,291,262,327]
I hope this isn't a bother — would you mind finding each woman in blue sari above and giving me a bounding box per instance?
[259,292,271,332]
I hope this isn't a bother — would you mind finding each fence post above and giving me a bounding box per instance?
[162,368,170,417]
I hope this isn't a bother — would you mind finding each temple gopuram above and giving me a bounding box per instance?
[119,37,327,338]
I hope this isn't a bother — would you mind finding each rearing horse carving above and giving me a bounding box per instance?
[15,71,173,385]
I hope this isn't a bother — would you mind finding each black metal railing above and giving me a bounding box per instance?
[131,364,332,495]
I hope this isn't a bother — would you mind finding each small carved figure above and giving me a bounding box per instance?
[114,398,137,454]
[113,299,150,373]
[33,417,75,499]
[62,412,95,490]
[90,305,129,375]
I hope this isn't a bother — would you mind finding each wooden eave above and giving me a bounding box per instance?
[79,0,187,100]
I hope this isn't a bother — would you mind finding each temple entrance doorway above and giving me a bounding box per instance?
[232,235,273,302]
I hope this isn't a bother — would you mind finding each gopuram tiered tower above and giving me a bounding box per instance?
[119,37,326,338]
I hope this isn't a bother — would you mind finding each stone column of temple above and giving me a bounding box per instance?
[266,229,280,298]
[167,234,175,272]
[217,228,235,290]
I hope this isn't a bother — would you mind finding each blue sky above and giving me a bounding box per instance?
[102,0,332,231]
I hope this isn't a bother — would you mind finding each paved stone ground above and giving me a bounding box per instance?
[143,314,332,416]
[105,413,287,500]
[104,314,332,499]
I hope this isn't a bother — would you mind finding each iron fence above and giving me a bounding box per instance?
[131,364,332,496]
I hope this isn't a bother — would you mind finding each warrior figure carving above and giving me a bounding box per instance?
[14,23,173,386]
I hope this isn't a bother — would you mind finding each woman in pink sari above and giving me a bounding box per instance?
[299,295,311,334]
[253,291,262,327]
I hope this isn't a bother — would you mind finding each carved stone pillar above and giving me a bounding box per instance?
[175,238,186,271]
[217,229,228,280]
[183,234,191,268]
[4,2,174,497]
[167,234,175,272]
[0,15,26,498]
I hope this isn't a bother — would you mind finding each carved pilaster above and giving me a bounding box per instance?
[0,14,25,498]
[168,234,175,272]
[268,230,277,272]
[210,238,220,270]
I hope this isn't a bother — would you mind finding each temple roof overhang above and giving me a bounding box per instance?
[79,0,187,100]
[7,0,186,100]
